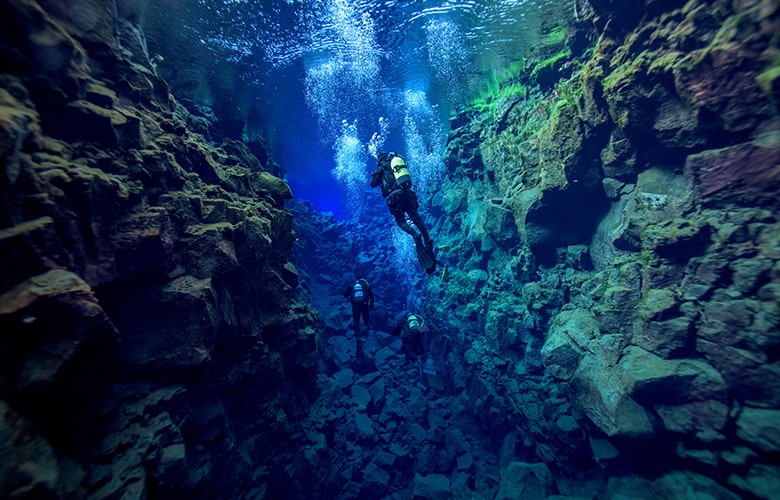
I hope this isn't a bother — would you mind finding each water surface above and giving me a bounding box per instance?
[145,0,571,214]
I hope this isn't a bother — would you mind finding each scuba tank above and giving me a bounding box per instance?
[423,357,436,376]
[390,154,412,189]
[352,281,366,304]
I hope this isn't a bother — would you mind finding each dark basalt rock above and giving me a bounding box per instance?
[685,137,780,209]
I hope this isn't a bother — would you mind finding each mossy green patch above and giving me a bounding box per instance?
[465,60,528,115]
[603,52,651,92]
[648,50,684,74]
[682,3,764,70]
[530,48,572,80]
[544,25,566,46]
[756,55,780,93]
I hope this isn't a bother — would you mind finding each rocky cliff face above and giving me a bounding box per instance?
[421,0,779,497]
[0,0,319,497]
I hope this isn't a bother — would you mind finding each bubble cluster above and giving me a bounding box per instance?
[331,120,368,218]
[390,226,420,288]
[424,18,472,106]
[326,1,380,85]
[145,0,572,215]
[303,0,381,140]
[367,117,388,160]
[297,2,493,215]
[402,90,445,197]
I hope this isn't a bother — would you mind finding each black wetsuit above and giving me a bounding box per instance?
[370,153,432,244]
[391,313,428,361]
[342,278,374,338]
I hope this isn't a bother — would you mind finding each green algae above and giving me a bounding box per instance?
[540,24,567,46]
[530,48,572,80]
[465,61,528,115]
[756,63,780,93]
[684,3,765,70]
[602,52,650,92]
[647,50,685,73]
[465,44,572,116]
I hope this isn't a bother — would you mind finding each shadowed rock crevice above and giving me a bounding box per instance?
[525,185,610,264]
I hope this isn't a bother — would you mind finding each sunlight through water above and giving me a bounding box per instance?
[168,0,571,213]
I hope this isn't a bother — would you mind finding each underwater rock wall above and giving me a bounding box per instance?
[426,0,779,497]
[0,0,319,497]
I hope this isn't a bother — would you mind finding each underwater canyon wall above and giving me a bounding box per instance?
[0,0,320,497]
[424,0,780,497]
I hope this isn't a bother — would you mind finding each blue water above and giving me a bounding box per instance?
[155,0,570,216]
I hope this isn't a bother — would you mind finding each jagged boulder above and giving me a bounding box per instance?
[619,347,729,440]
[0,401,61,498]
[495,462,553,500]
[250,170,293,202]
[735,407,780,454]
[483,198,519,245]
[685,139,780,209]
[606,471,742,500]
[568,346,655,439]
[410,473,450,500]
[542,308,599,381]
[0,269,121,495]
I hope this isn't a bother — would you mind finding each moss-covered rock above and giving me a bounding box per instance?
[424,2,778,495]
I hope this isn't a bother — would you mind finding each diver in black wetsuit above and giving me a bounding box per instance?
[370,152,434,252]
[391,311,436,378]
[342,274,375,358]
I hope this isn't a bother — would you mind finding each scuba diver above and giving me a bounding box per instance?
[391,311,436,378]
[370,152,436,273]
[342,274,375,358]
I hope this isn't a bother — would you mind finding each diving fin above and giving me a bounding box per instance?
[415,239,436,274]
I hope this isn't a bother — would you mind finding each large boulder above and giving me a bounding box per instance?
[410,473,450,500]
[568,350,655,439]
[0,401,60,498]
[684,139,780,209]
[735,407,780,454]
[542,308,599,380]
[495,462,553,500]
[619,347,729,440]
